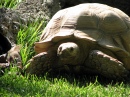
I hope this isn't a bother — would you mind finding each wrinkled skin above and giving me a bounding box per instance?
[57,42,80,64]
[58,42,129,78]
[85,50,129,79]
[26,52,59,75]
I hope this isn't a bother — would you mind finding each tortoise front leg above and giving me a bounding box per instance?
[25,52,50,76]
[25,52,58,76]
[85,50,129,79]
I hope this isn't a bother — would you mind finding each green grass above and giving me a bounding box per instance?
[1,71,130,97]
[0,0,22,8]
[1,1,130,97]
[17,20,45,65]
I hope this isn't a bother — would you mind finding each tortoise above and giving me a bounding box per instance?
[26,3,130,79]
[0,8,22,74]
[0,32,21,74]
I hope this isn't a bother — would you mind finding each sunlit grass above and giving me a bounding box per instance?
[1,71,130,97]
[17,20,45,65]
[0,0,22,8]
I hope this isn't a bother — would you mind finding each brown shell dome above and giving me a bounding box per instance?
[35,3,130,69]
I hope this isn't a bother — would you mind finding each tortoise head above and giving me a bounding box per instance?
[57,42,80,64]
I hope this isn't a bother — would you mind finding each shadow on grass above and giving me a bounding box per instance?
[1,70,130,96]
[40,71,130,87]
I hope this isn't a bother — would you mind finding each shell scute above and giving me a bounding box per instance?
[98,10,128,33]
[35,3,130,69]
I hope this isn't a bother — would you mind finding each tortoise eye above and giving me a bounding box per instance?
[70,47,74,52]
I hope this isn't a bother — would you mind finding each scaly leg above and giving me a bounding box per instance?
[25,51,58,76]
[85,50,129,79]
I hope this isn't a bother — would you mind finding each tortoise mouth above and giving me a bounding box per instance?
[0,33,11,55]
